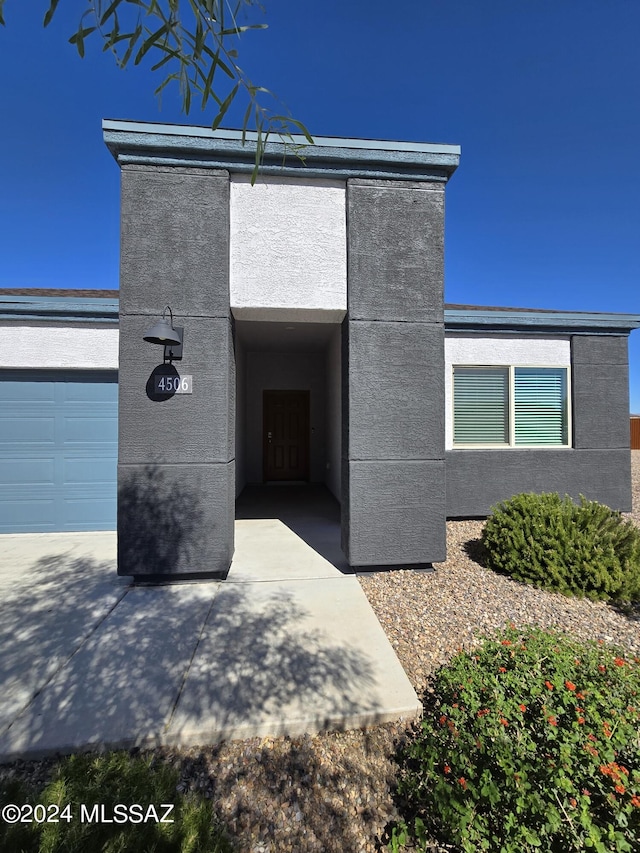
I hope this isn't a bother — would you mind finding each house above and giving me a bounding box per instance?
[1,120,638,578]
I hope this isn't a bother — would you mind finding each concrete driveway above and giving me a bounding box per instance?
[0,489,420,761]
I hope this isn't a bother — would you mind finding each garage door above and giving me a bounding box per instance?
[0,370,118,532]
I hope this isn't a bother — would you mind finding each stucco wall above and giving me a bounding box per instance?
[572,336,630,450]
[343,179,446,566]
[0,324,118,369]
[444,335,571,450]
[117,164,234,577]
[446,335,632,515]
[229,176,346,321]
[446,448,632,515]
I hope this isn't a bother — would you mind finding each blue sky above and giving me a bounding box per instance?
[1,1,639,410]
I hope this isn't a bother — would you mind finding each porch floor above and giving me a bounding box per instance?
[235,483,350,574]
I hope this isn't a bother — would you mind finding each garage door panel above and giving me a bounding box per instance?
[0,416,56,444]
[0,382,56,404]
[63,497,117,529]
[62,381,118,404]
[0,498,56,529]
[63,416,118,445]
[0,457,56,486]
[0,370,117,533]
[64,458,116,485]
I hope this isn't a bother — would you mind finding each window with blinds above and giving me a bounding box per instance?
[453,367,509,444]
[514,367,568,445]
[453,365,570,447]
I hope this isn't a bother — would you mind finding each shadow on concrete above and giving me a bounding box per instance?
[236,484,353,574]
[169,583,380,738]
[0,551,127,735]
[0,548,384,759]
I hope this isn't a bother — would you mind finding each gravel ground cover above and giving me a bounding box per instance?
[3,452,640,852]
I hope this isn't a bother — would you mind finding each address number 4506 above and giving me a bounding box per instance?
[155,375,192,394]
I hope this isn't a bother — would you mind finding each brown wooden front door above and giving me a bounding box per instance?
[263,390,310,481]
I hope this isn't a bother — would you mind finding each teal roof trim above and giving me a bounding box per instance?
[0,296,119,324]
[444,308,640,335]
[102,119,461,182]
[2,296,639,335]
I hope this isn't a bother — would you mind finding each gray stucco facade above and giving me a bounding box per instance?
[445,328,634,517]
[117,164,235,577]
[343,180,446,564]
[99,120,640,578]
[105,121,460,577]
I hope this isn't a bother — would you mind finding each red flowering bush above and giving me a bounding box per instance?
[390,626,640,852]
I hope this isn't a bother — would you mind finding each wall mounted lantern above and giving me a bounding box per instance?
[143,306,183,361]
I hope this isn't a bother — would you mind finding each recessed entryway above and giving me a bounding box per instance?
[233,318,342,500]
[234,317,345,567]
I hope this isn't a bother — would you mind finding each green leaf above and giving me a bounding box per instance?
[150,47,181,72]
[211,83,239,129]
[69,26,97,59]
[286,118,314,145]
[219,24,267,36]
[203,0,217,18]
[99,0,121,26]
[104,29,138,53]
[183,79,191,113]
[119,23,143,68]
[193,16,205,59]
[153,71,180,98]
[200,48,221,109]
[240,101,253,144]
[43,0,61,28]
[201,43,235,79]
[134,23,170,65]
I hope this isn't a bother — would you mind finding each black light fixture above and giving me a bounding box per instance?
[143,306,183,361]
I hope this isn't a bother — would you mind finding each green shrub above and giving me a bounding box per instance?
[0,751,232,853]
[480,492,640,601]
[390,625,640,853]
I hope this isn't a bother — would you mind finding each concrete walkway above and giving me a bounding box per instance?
[0,487,420,762]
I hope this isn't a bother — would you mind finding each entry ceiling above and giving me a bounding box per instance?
[234,320,339,353]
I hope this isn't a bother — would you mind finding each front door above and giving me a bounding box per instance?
[263,390,310,481]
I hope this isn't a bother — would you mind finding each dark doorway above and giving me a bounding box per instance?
[263,390,310,481]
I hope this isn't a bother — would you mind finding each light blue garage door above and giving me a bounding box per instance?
[0,370,118,532]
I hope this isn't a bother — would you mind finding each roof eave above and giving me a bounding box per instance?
[444,308,640,335]
[0,296,119,324]
[102,119,461,183]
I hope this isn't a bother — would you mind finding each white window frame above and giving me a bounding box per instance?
[452,364,572,449]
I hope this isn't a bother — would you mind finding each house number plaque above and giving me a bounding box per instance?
[153,374,193,394]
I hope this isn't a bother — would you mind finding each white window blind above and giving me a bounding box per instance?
[514,367,567,445]
[453,367,509,444]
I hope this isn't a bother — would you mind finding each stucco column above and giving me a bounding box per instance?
[342,179,446,566]
[117,164,234,578]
